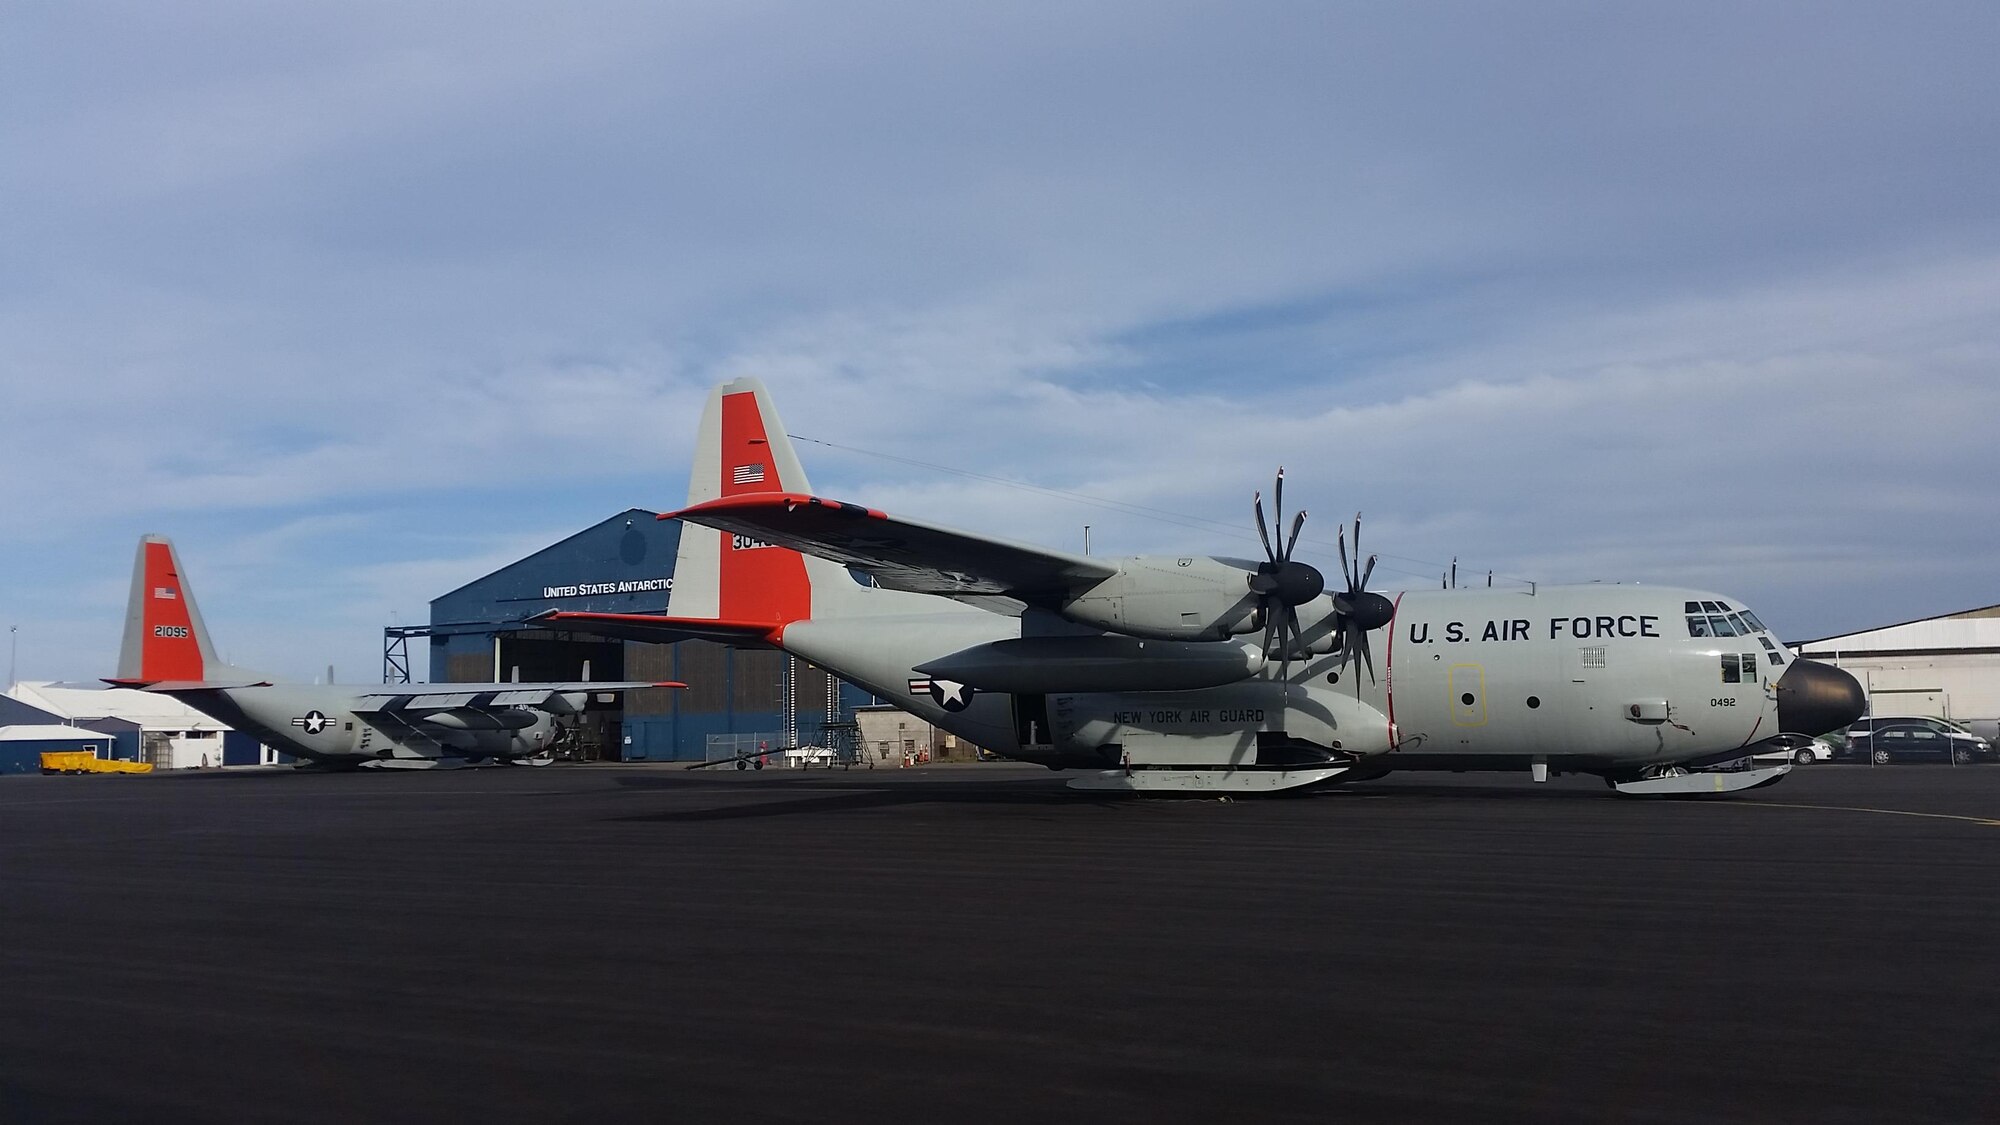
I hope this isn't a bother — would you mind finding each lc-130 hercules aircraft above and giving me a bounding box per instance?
[545,377,1864,795]
[109,535,680,768]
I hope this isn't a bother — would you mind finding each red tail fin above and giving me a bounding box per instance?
[129,539,205,681]
[115,535,263,685]
[668,378,881,627]
[712,385,816,627]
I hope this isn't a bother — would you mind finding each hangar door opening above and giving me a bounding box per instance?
[495,631,628,761]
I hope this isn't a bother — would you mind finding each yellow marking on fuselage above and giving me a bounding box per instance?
[1731,801,2000,828]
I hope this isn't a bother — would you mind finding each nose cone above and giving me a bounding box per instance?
[1775,658,1865,736]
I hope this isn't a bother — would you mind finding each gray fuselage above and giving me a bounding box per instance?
[780,584,1806,774]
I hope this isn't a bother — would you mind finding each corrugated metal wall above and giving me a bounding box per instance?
[0,737,116,774]
[612,642,874,762]
[418,510,876,764]
[445,649,489,683]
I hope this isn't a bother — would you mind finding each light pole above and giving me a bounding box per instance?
[7,625,16,690]
[1083,525,1092,556]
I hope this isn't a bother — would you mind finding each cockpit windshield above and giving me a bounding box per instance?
[1687,600,1761,638]
[1685,600,1784,665]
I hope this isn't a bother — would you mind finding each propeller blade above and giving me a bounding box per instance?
[1278,604,1300,682]
[1261,607,1279,672]
[1253,491,1274,562]
[1350,514,1363,589]
[1273,467,1286,545]
[1337,524,1350,591]
[1282,510,1307,563]
[1360,631,1377,685]
[1359,553,1377,591]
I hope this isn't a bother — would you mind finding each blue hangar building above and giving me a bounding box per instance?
[406,510,876,763]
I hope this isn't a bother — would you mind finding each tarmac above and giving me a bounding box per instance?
[0,762,1994,1124]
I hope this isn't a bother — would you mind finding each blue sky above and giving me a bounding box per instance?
[4,1,1997,684]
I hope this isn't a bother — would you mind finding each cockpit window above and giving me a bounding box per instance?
[1721,652,1760,683]
[1685,602,1761,638]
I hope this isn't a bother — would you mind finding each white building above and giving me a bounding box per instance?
[1,682,268,768]
[1792,604,2000,723]
[854,705,980,765]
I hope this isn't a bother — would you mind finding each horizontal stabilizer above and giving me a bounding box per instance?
[533,610,786,647]
[104,678,275,692]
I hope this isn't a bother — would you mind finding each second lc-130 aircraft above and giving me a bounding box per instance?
[110,535,678,769]
[546,377,1864,794]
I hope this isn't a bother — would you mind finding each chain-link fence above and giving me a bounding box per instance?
[705,731,785,764]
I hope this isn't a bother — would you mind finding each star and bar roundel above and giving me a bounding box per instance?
[907,677,975,712]
[290,710,332,735]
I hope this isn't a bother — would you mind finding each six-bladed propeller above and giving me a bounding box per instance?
[1249,468,1326,682]
[1332,513,1397,685]
[1247,470,1396,684]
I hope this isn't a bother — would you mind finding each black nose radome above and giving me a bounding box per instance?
[1775,659,1865,736]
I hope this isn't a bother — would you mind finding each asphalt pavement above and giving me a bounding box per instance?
[1,762,1994,1124]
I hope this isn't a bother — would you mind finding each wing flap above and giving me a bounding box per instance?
[662,492,1117,604]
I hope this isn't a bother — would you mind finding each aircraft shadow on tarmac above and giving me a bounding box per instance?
[608,775,1113,821]
[602,771,1663,822]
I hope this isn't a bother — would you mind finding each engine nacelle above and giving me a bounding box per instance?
[423,707,541,731]
[1060,556,1263,641]
[499,711,560,758]
[419,711,561,758]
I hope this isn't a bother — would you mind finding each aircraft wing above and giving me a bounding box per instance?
[663,492,1118,605]
[352,681,681,715]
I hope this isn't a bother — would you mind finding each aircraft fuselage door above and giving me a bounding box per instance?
[1014,693,1053,751]
[1449,663,1488,727]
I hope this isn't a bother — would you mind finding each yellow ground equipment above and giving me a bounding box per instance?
[39,751,154,775]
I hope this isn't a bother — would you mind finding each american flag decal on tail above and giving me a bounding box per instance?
[154,587,177,599]
[731,464,766,486]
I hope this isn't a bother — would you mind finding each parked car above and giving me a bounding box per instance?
[1841,717,1995,764]
[1752,736,1834,765]
[1831,717,1945,759]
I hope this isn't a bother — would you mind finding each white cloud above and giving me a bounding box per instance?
[2,2,1995,680]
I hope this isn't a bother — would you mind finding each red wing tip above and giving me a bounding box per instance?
[653,681,689,689]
